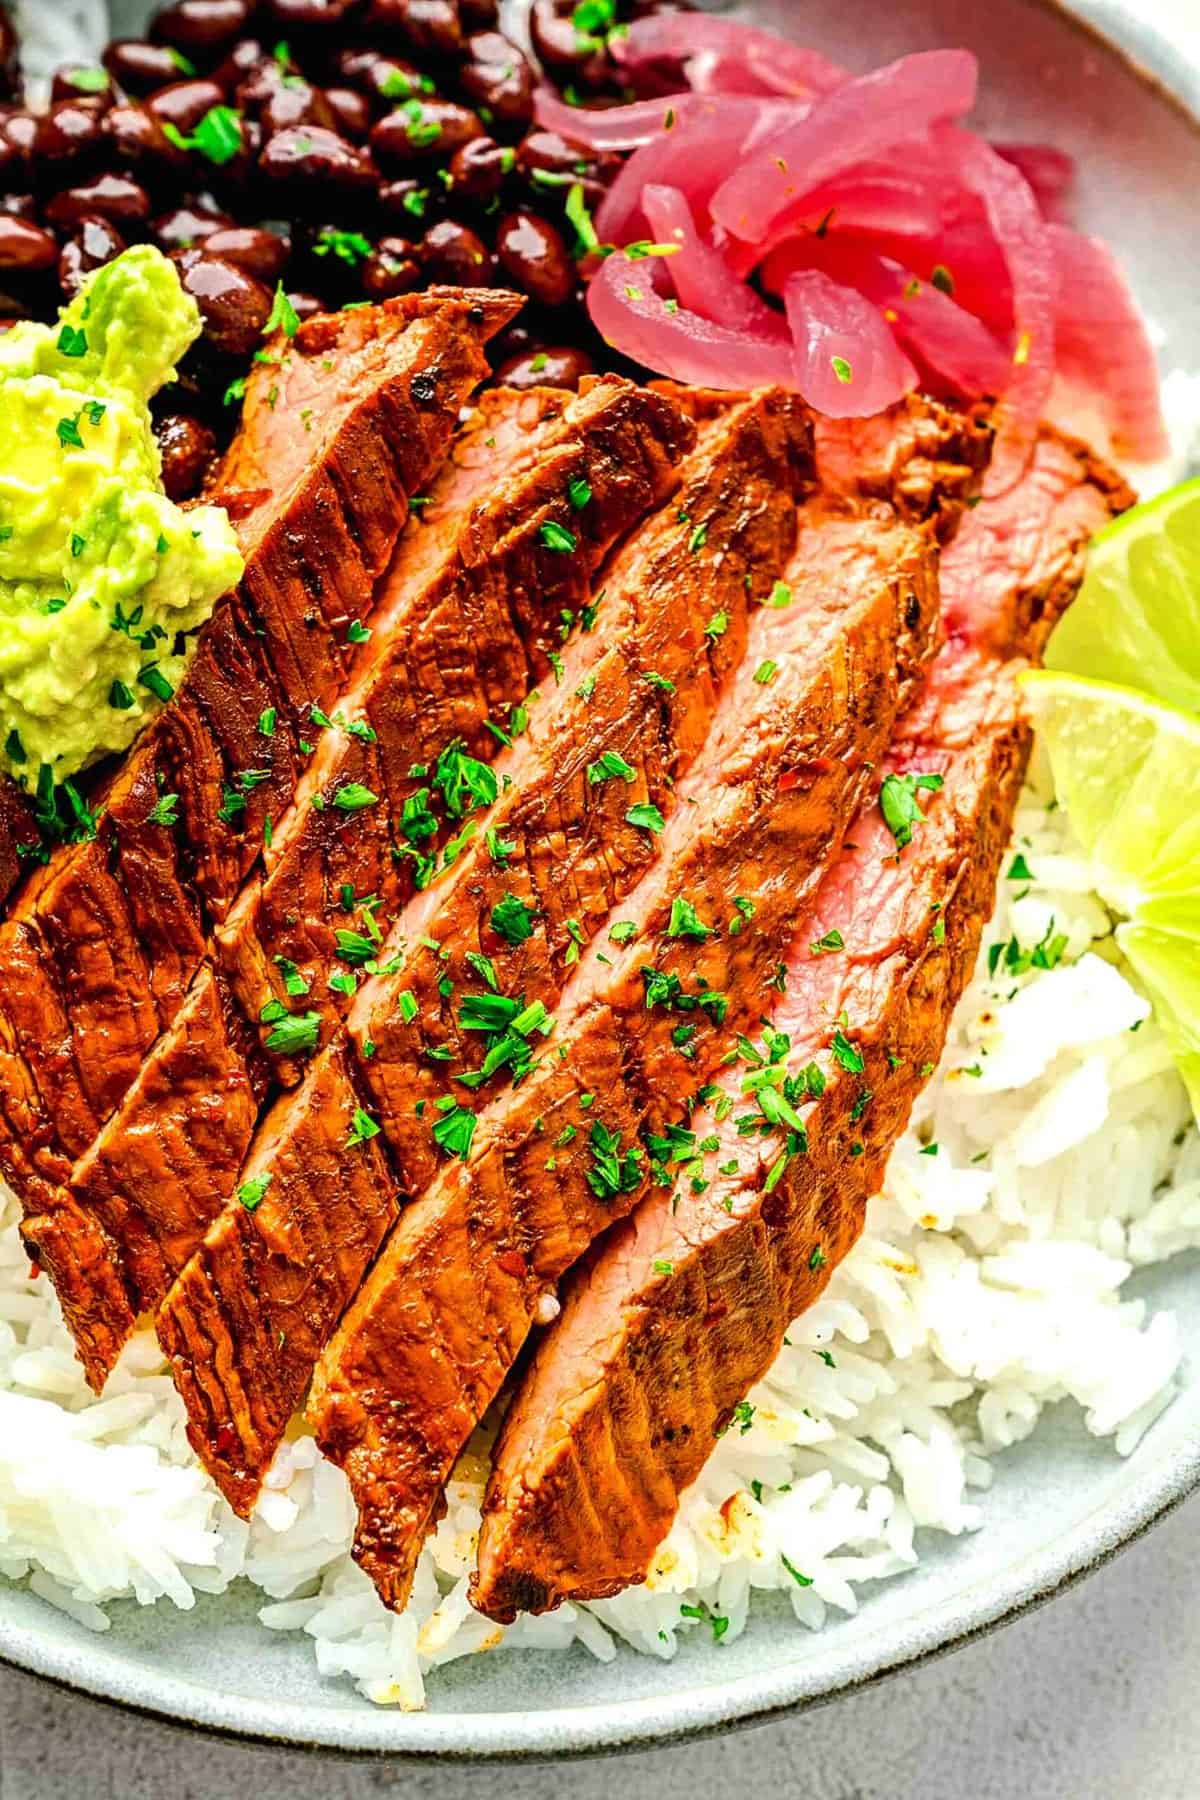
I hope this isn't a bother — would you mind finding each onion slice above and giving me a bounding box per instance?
[588,248,794,390]
[937,126,1058,493]
[711,50,979,246]
[1048,224,1168,462]
[532,86,694,153]
[641,184,784,334]
[784,268,919,417]
[595,97,793,247]
[615,15,848,99]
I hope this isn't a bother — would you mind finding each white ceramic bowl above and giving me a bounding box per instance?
[2,0,1198,1758]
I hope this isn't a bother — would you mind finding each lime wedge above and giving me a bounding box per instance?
[1045,477,1200,716]
[1020,670,1200,1112]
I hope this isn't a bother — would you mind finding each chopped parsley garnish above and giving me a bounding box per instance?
[1007,852,1033,881]
[57,324,88,358]
[781,1554,813,1587]
[666,896,713,941]
[586,1119,643,1200]
[162,104,243,165]
[262,1009,321,1056]
[108,679,135,711]
[238,1172,272,1212]
[56,414,84,449]
[766,580,792,609]
[346,618,372,644]
[138,665,174,702]
[491,892,536,944]
[264,282,300,339]
[146,793,179,827]
[346,1106,381,1148]
[830,1029,865,1074]
[332,782,378,812]
[397,990,419,1024]
[432,1103,476,1160]
[753,660,778,685]
[4,729,24,765]
[540,520,578,554]
[258,707,277,738]
[810,928,844,955]
[587,750,636,786]
[879,770,944,850]
[314,227,373,266]
[831,355,853,384]
[565,180,600,256]
[568,476,592,510]
[704,610,729,641]
[625,801,664,834]
[609,921,637,945]
[688,521,708,553]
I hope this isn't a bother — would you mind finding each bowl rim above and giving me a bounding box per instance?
[3,0,1199,1761]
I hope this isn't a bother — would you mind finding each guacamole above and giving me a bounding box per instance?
[0,245,243,790]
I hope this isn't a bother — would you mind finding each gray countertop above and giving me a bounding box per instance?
[1,1493,1197,1798]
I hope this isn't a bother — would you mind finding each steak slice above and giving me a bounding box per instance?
[308,497,942,1610]
[154,392,817,1513]
[219,375,696,1074]
[34,377,696,1391]
[470,428,1133,1618]
[0,781,37,908]
[0,292,511,1219]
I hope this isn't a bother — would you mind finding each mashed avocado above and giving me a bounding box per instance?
[0,245,243,793]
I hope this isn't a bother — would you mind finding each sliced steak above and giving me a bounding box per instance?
[470,428,1133,1618]
[36,377,696,1392]
[0,292,512,1225]
[0,780,37,908]
[219,375,696,1073]
[154,392,817,1513]
[309,497,942,1610]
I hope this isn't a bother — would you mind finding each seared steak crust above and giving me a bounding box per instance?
[310,498,942,1610]
[0,294,513,1225]
[36,378,697,1392]
[470,429,1133,1618]
[155,394,816,1514]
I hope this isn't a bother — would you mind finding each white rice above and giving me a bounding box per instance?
[1,749,1198,1708]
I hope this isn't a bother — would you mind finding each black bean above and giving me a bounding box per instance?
[418,217,496,285]
[360,235,421,298]
[102,103,190,177]
[155,411,219,500]
[51,66,117,109]
[530,0,600,74]
[59,216,127,297]
[173,251,274,356]
[495,208,574,309]
[378,176,442,228]
[495,344,595,389]
[0,215,58,273]
[286,289,325,321]
[259,124,379,196]
[147,79,227,134]
[365,0,464,57]
[209,37,269,93]
[324,86,372,141]
[448,134,512,201]
[102,41,192,98]
[370,100,483,169]
[263,0,360,26]
[460,0,499,25]
[150,1,254,59]
[260,77,338,135]
[45,172,153,232]
[458,33,535,127]
[154,203,236,252]
[31,103,104,181]
[204,224,291,284]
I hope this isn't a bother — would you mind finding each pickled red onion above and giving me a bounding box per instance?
[784,268,919,417]
[614,15,848,100]
[711,51,979,245]
[589,249,793,391]
[1048,225,1168,462]
[641,185,782,334]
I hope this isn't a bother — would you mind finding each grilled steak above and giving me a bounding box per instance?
[155,392,817,1513]
[0,781,37,907]
[0,292,512,1228]
[309,491,944,1609]
[39,377,696,1391]
[470,428,1134,1619]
